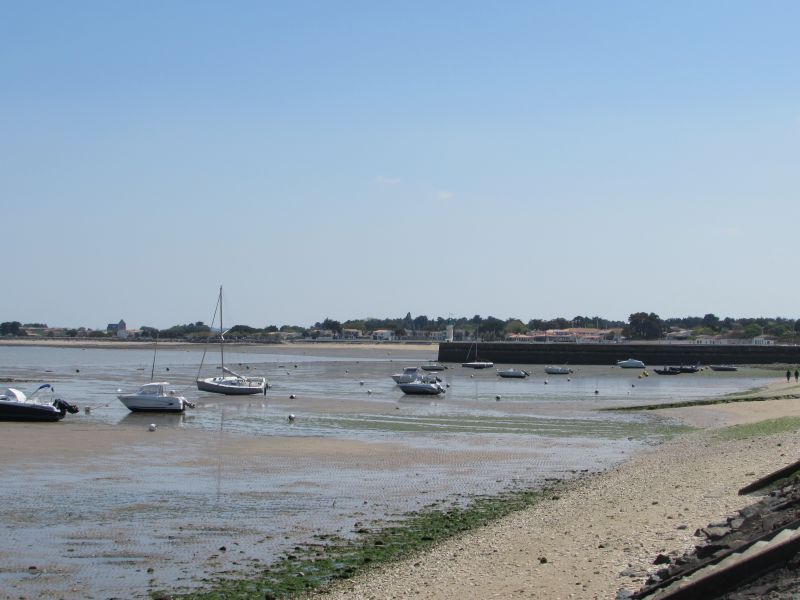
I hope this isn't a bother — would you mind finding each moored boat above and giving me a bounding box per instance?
[462,361,494,369]
[617,358,645,369]
[392,367,423,383]
[654,367,681,375]
[398,379,446,395]
[710,364,738,372]
[497,368,530,378]
[118,382,195,412]
[196,286,267,395]
[0,384,79,422]
[544,365,572,375]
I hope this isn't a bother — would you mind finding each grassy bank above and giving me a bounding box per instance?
[169,487,555,600]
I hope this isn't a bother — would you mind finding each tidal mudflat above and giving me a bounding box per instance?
[0,344,775,599]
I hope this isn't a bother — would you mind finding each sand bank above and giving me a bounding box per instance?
[319,383,800,599]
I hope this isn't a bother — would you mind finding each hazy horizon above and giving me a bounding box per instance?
[4,2,799,328]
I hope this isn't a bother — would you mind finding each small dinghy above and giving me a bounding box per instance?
[496,368,530,378]
[544,366,572,375]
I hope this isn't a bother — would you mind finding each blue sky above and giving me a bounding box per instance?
[2,2,799,328]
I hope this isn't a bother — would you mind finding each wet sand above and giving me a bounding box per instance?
[321,380,800,599]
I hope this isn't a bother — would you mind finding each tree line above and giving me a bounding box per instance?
[3,312,800,342]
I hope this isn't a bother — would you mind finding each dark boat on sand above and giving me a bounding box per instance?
[654,367,681,375]
[0,384,79,422]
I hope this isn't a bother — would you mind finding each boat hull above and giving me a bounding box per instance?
[497,369,529,378]
[462,361,494,369]
[617,359,645,369]
[118,395,186,412]
[710,365,738,372]
[398,382,445,395]
[544,366,572,375]
[0,403,64,422]
[654,367,681,375]
[197,377,266,395]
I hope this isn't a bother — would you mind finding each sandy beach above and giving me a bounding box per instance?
[319,380,800,600]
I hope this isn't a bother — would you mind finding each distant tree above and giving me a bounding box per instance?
[160,322,210,338]
[764,323,790,337]
[0,321,23,336]
[23,322,47,328]
[64,329,78,337]
[625,312,664,340]
[527,319,546,331]
[87,330,108,338]
[481,316,506,340]
[743,323,763,338]
[228,325,258,335]
[264,325,279,333]
[702,313,721,332]
[412,314,429,331]
[140,326,159,338]
[504,319,528,335]
[316,318,342,334]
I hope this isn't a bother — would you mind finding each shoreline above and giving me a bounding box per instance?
[311,393,800,598]
[176,380,800,599]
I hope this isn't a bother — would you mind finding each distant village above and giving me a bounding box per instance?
[2,312,792,346]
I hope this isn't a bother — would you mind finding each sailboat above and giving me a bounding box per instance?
[196,286,267,395]
[462,328,494,369]
[117,334,195,412]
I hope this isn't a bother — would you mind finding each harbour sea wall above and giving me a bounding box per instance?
[438,341,800,366]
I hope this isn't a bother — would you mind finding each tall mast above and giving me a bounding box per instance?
[150,332,158,382]
[219,285,224,370]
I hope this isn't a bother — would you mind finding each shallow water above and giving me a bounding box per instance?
[0,345,776,599]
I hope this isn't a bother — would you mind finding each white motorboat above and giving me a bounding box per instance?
[391,367,423,383]
[617,358,645,369]
[462,361,494,369]
[117,382,195,413]
[196,286,267,395]
[544,365,573,375]
[0,384,78,422]
[710,364,738,372]
[497,368,530,378]
[398,379,446,395]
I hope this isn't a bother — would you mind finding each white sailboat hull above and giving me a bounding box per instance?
[544,366,572,375]
[462,361,494,369]
[197,376,266,395]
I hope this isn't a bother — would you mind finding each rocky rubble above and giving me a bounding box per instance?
[630,470,800,599]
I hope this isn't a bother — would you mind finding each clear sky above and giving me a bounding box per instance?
[2,2,799,329]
